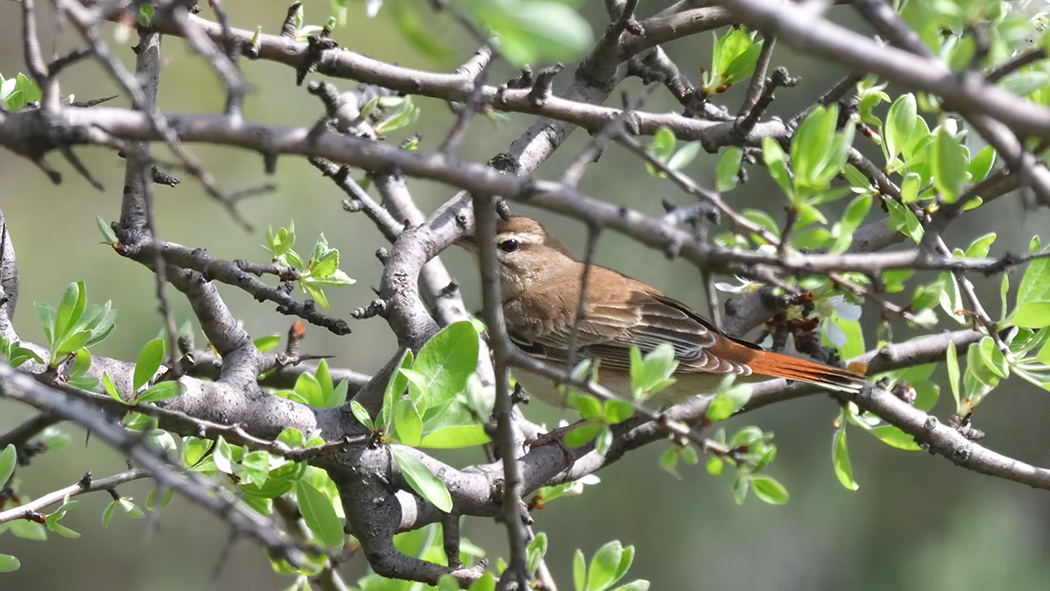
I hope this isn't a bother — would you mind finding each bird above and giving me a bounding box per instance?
[456,215,867,407]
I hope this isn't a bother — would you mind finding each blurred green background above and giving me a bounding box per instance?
[2,1,1050,590]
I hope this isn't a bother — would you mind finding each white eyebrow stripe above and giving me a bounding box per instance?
[497,233,538,244]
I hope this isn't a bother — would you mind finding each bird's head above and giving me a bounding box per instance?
[456,216,576,299]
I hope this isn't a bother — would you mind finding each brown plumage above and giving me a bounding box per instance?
[458,216,866,406]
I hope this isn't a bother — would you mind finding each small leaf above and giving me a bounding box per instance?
[832,424,859,491]
[932,126,967,203]
[134,338,165,391]
[573,549,586,591]
[391,447,453,513]
[350,401,374,430]
[136,381,180,404]
[394,398,423,446]
[866,425,921,450]
[296,480,344,548]
[102,372,123,403]
[587,540,624,591]
[750,474,789,504]
[0,444,16,487]
[1013,301,1050,329]
[715,147,743,191]
[762,136,794,201]
[96,216,118,244]
[564,422,603,447]
[946,341,961,413]
[0,553,20,572]
[884,94,917,161]
[667,141,701,171]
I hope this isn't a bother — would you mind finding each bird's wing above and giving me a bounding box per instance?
[508,282,753,376]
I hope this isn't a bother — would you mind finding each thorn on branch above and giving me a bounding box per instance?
[281,2,301,39]
[152,167,181,187]
[307,80,341,116]
[287,320,306,357]
[375,248,389,264]
[69,95,118,108]
[506,66,533,89]
[48,47,93,75]
[528,64,564,106]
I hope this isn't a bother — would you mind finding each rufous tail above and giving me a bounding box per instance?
[745,350,867,393]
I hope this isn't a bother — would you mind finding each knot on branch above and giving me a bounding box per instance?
[352,299,389,319]
[296,34,338,86]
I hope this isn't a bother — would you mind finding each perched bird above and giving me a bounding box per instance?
[457,216,866,407]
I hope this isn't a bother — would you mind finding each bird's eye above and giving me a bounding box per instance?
[498,239,520,253]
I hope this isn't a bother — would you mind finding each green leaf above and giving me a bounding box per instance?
[240,450,271,486]
[932,126,967,203]
[866,425,921,450]
[587,540,625,591]
[603,400,634,425]
[659,447,679,473]
[885,198,924,242]
[295,480,344,548]
[723,41,763,85]
[750,474,789,504]
[34,302,57,349]
[350,400,374,430]
[53,282,85,348]
[293,372,324,407]
[900,172,921,203]
[611,582,650,591]
[413,321,479,414]
[978,336,1010,379]
[391,447,453,513]
[705,379,752,421]
[946,341,961,412]
[715,147,743,191]
[629,344,678,401]
[762,136,794,201]
[134,338,165,391]
[884,94,917,162]
[832,424,859,491]
[96,216,118,244]
[213,436,234,474]
[0,444,16,487]
[471,0,593,67]
[527,532,549,576]
[102,372,124,403]
[418,425,490,449]
[469,573,497,591]
[0,553,20,572]
[967,145,996,182]
[965,232,996,258]
[667,142,701,172]
[573,549,586,591]
[254,334,281,353]
[136,381,180,404]
[650,127,676,162]
[564,422,603,447]
[791,104,838,191]
[380,349,414,432]
[394,398,423,446]
[1013,301,1050,328]
[1017,256,1050,309]
[706,456,724,475]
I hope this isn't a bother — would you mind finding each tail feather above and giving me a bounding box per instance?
[745,350,866,393]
